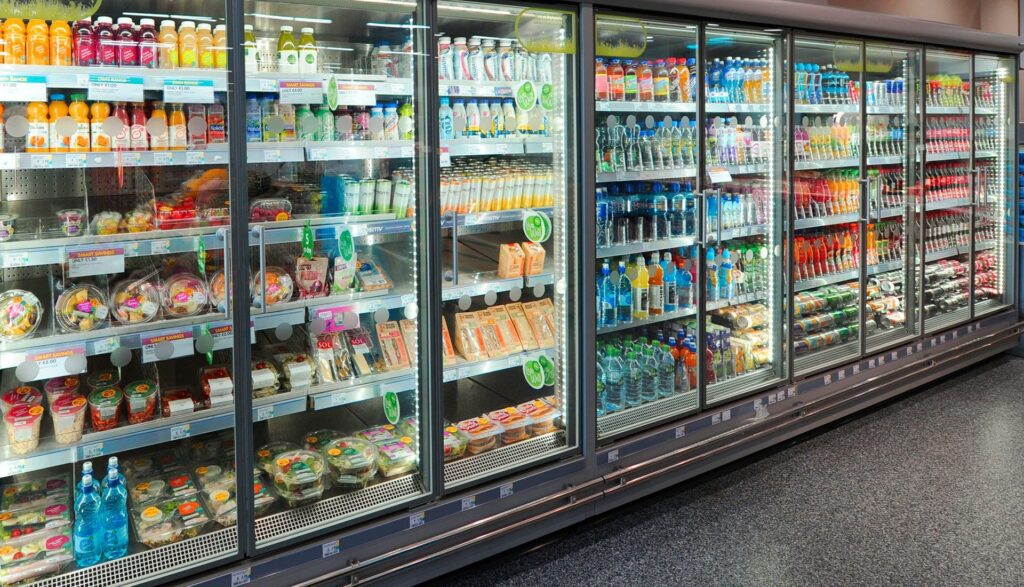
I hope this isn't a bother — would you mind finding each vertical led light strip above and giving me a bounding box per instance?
[765,43,776,364]
[554,47,569,416]
[994,66,1007,301]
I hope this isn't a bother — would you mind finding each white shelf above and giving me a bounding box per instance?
[247,72,412,96]
[442,348,555,383]
[597,167,697,183]
[597,236,696,258]
[0,64,228,91]
[0,147,229,170]
[442,137,553,157]
[597,101,696,113]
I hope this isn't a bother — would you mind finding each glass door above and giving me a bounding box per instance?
[241,0,430,548]
[702,24,785,404]
[922,49,973,332]
[0,0,240,584]
[592,14,700,440]
[865,42,921,351]
[791,35,865,375]
[437,2,576,489]
[970,53,1015,318]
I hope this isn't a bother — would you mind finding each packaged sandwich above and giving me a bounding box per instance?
[497,243,525,278]
[487,306,524,354]
[440,316,457,366]
[251,359,281,398]
[453,312,485,361]
[355,259,392,292]
[330,333,355,380]
[295,256,329,299]
[476,310,509,359]
[376,321,411,371]
[273,353,315,390]
[311,334,338,384]
[520,241,546,276]
[375,439,417,478]
[488,407,532,445]
[399,320,418,364]
[505,303,539,350]
[517,398,562,436]
[456,417,504,456]
[344,328,383,377]
[523,301,555,348]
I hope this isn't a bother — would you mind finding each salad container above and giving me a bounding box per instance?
[87,387,122,432]
[124,380,159,424]
[57,209,84,237]
[111,277,161,324]
[323,437,378,490]
[162,273,209,317]
[49,394,87,445]
[255,441,300,475]
[0,290,43,342]
[266,450,326,508]
[4,405,45,455]
[131,496,211,549]
[1,385,43,417]
[43,376,80,405]
[86,369,119,392]
[55,285,109,333]
[253,267,294,307]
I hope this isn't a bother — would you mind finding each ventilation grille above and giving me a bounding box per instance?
[444,430,567,488]
[597,392,698,439]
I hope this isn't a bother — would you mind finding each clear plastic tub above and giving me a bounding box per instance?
[87,387,122,432]
[111,277,161,325]
[55,285,109,333]
[487,407,533,445]
[253,267,294,307]
[128,478,170,506]
[162,273,209,317]
[0,474,70,512]
[90,211,122,235]
[1,385,43,417]
[0,502,71,540]
[124,380,159,424]
[249,198,293,222]
[255,441,300,474]
[266,450,326,508]
[0,290,43,342]
[375,439,417,478]
[251,358,281,398]
[356,425,397,445]
[443,425,469,462]
[303,429,343,454]
[323,437,378,490]
[456,416,505,456]
[130,495,211,549]
[86,369,119,392]
[4,405,44,455]
[518,398,562,436]
[43,376,79,406]
[49,394,87,445]
[57,208,84,236]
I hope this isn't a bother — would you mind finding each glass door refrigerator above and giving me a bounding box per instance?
[435,2,577,490]
[240,0,431,548]
[0,1,241,585]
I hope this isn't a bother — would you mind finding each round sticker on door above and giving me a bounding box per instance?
[539,83,554,111]
[522,359,544,390]
[516,81,537,111]
[327,75,339,110]
[383,390,400,425]
[538,354,556,387]
[523,211,550,243]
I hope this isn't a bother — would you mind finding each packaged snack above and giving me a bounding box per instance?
[443,426,469,462]
[0,475,70,512]
[0,290,43,342]
[331,333,355,380]
[396,416,419,440]
[399,320,418,364]
[323,437,378,490]
[199,366,233,400]
[522,301,555,348]
[188,433,234,462]
[192,463,230,491]
[50,394,87,445]
[128,478,170,505]
[376,321,411,371]
[1,386,43,417]
[91,211,122,235]
[330,237,357,294]
[162,273,209,317]
[209,271,228,312]
[4,405,44,455]
[254,267,294,306]
[456,416,504,456]
[295,256,329,299]
[166,471,198,498]
[43,376,79,405]
[520,241,547,275]
[86,369,119,392]
[251,359,281,398]
[249,197,292,222]
[0,214,14,242]
[345,328,383,376]
[161,386,201,417]
[453,312,485,361]
[476,312,509,359]
[124,209,155,233]
[57,208,84,236]
[357,425,396,444]
[0,525,73,585]
[204,488,237,527]
[253,474,277,516]
[303,429,342,453]
[488,407,532,445]
[355,259,392,291]
[505,303,539,350]
[311,334,338,384]
[273,353,315,389]
[440,316,457,365]
[131,495,211,548]
[497,243,525,278]
[111,276,161,324]
[487,306,524,354]
[88,387,122,432]
[155,198,197,230]
[55,284,109,332]
[255,441,300,474]
[375,439,417,477]
[266,450,326,508]
[0,502,71,540]
[124,380,159,424]
[123,456,160,481]
[517,399,562,436]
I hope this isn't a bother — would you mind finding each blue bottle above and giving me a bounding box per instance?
[719,249,734,301]
[101,469,129,561]
[101,456,125,491]
[74,474,103,568]
[596,188,610,248]
[76,461,93,496]
[706,248,719,303]
[245,94,262,143]
[599,262,617,328]
[615,261,632,324]
[596,360,608,417]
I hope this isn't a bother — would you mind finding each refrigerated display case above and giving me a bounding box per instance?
[436,1,577,489]
[239,0,432,547]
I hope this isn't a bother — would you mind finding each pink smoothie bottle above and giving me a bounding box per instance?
[72,18,95,66]
[115,17,138,66]
[95,16,116,66]
[137,18,157,69]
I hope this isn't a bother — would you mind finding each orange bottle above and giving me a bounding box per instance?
[26,101,49,152]
[49,20,72,66]
[90,101,111,151]
[48,94,69,152]
[148,102,169,150]
[158,20,179,69]
[68,94,90,152]
[26,19,48,65]
[168,103,187,150]
[4,19,26,65]
[196,23,214,69]
[178,21,197,68]
[213,25,227,69]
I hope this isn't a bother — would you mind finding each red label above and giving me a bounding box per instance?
[44,504,67,516]
[46,534,70,550]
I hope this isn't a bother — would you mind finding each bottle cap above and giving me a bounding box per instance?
[280,25,293,32]
[198,23,212,31]
[162,20,176,28]
[140,18,155,26]
[301,27,314,34]
[181,20,196,28]
[244,24,253,31]
[96,16,113,24]
[215,25,226,32]
[117,17,133,25]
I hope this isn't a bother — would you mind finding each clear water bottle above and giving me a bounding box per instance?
[74,474,103,568]
[102,456,125,490]
[596,360,608,417]
[101,469,129,560]
[596,188,610,248]
[615,261,632,324]
[603,347,625,412]
[599,262,617,328]
[658,343,676,398]
[625,350,644,407]
[642,346,659,402]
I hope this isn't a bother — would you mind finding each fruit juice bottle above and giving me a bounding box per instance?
[129,103,148,151]
[90,101,110,151]
[178,21,197,68]
[115,17,138,66]
[243,24,258,70]
[298,27,317,73]
[158,20,178,68]
[111,102,130,151]
[26,101,49,152]
[26,19,49,65]
[207,102,226,143]
[187,104,207,149]
[72,18,95,66]
[4,19,26,65]
[594,58,608,101]
[276,25,298,73]
[196,23,214,69]
[653,59,669,102]
[68,94,90,152]
[48,94,69,152]
[213,25,227,69]
[637,60,654,102]
[168,103,187,150]
[138,19,158,68]
[50,20,72,66]
[95,16,116,66]
[623,60,637,102]
[608,59,624,101]
[148,102,168,150]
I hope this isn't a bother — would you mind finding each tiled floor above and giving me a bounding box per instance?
[431,355,1024,586]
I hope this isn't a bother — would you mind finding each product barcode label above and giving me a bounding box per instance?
[499,484,514,499]
[255,405,274,422]
[82,443,104,459]
[409,512,425,529]
[186,151,206,165]
[321,540,340,558]
[170,424,191,440]
[461,496,476,511]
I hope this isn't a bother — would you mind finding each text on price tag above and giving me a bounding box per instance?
[24,346,86,381]
[88,74,144,103]
[67,246,125,278]
[337,82,376,106]
[0,75,47,102]
[142,329,194,363]
[164,78,215,104]
[279,80,324,105]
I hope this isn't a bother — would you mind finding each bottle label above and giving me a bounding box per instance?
[99,40,116,65]
[27,122,48,150]
[91,122,109,149]
[140,42,156,67]
[119,43,138,66]
[75,39,95,65]
[72,122,90,150]
[130,123,147,149]
[200,49,214,69]
[300,50,316,71]
[181,48,197,68]
[171,123,187,147]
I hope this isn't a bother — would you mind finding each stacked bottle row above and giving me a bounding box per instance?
[924,116,973,153]
[793,62,856,105]
[705,117,772,167]
[439,36,551,83]
[794,171,860,219]
[793,225,859,281]
[793,118,859,162]
[439,97,547,140]
[870,167,907,210]
[595,57,696,103]
[867,220,906,265]
[926,75,969,107]
[595,117,698,173]
[704,57,772,104]
[73,458,129,567]
[791,278,905,355]
[922,210,997,252]
[245,96,414,143]
[922,252,999,316]
[439,161,555,215]
[866,116,906,157]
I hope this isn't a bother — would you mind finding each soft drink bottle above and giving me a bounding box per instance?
[609,59,625,101]
[74,474,102,567]
[100,469,129,560]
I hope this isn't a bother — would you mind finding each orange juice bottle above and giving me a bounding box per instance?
[196,23,214,69]
[158,20,178,68]
[4,19,26,65]
[26,19,48,65]
[48,94,69,152]
[90,101,111,151]
[213,24,227,69]
[68,94,90,152]
[26,101,49,152]
[168,103,187,150]
[149,102,169,150]
[49,20,72,66]
[178,21,197,68]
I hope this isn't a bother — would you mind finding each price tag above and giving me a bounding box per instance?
[460,496,476,511]
[91,337,117,355]
[878,355,885,366]
[170,424,191,440]
[153,151,174,166]
[257,78,278,92]
[322,540,340,558]
[65,153,87,168]
[401,145,415,158]
[262,149,281,163]
[721,409,731,422]
[308,148,327,161]
[0,460,26,478]
[0,75,46,102]
[823,374,832,385]
[408,512,425,529]
[711,413,722,425]
[951,330,958,340]
[88,74,144,103]
[852,364,860,375]
[313,305,359,333]
[439,146,452,168]
[30,154,53,169]
[209,323,234,351]
[67,246,125,278]
[330,392,348,408]
[917,342,923,352]
[337,82,376,106]
[82,442,104,459]
[3,252,30,268]
[891,351,898,361]
[906,345,913,356]
[787,386,796,398]
[163,78,216,104]
[868,359,876,369]
[121,152,142,166]
[279,80,324,105]
[939,335,947,344]
[373,147,390,159]
[142,328,194,363]
[499,484,514,499]
[507,354,523,368]
[837,370,845,381]
[150,239,172,255]
[607,449,619,463]
[674,425,686,438]
[768,393,777,404]
[708,166,733,183]
[186,151,206,165]
[457,366,472,380]
[255,405,275,422]
[231,569,251,587]
[24,346,87,381]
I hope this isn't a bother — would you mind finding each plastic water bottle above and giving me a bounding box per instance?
[662,253,677,313]
[76,461,93,495]
[641,347,659,402]
[596,360,608,417]
[596,189,610,248]
[599,262,616,328]
[616,261,632,325]
[659,343,676,398]
[102,456,125,490]
[677,269,693,309]
[706,249,719,303]
[719,249,734,301]
[625,351,643,407]
[603,348,625,412]
[101,469,129,560]
[74,474,103,568]
[245,94,262,143]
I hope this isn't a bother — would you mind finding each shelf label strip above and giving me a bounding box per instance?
[67,246,125,278]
